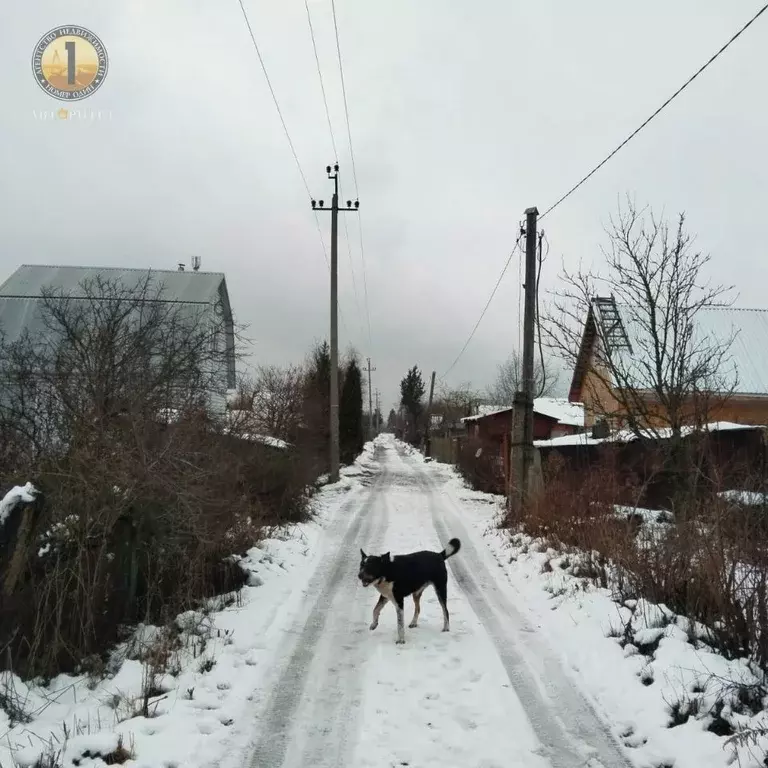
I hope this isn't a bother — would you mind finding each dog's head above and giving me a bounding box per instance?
[358,549,390,587]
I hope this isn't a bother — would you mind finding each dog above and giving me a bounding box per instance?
[358,538,461,644]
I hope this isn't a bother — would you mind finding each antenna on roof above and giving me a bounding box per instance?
[192,255,201,272]
[177,263,185,272]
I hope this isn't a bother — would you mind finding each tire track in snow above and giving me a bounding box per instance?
[398,445,630,768]
[246,444,390,768]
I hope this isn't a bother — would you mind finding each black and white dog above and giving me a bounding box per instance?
[358,538,461,644]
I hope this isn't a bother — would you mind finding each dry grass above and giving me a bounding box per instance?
[0,413,312,681]
[511,450,768,672]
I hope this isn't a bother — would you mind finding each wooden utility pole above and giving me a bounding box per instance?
[366,357,376,441]
[423,370,436,457]
[510,206,539,514]
[312,165,359,482]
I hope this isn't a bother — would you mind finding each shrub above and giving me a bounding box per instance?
[513,449,768,673]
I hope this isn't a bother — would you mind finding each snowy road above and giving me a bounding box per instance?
[241,436,630,768]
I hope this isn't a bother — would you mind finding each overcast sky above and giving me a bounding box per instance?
[1,2,766,413]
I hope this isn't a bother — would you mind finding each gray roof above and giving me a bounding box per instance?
[0,264,227,305]
[594,301,768,396]
[0,265,236,391]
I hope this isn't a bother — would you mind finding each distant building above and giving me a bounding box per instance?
[460,397,585,491]
[461,398,584,442]
[0,264,237,415]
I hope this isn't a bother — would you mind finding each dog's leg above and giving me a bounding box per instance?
[395,595,406,644]
[370,594,387,631]
[409,585,427,628]
[434,577,450,632]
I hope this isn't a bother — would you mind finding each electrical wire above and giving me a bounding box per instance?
[441,235,524,380]
[517,227,523,356]
[534,231,549,398]
[540,3,768,220]
[304,0,338,162]
[342,204,366,345]
[303,0,365,348]
[236,0,313,199]
[330,0,359,196]
[330,0,374,354]
[441,4,767,384]
[235,0,351,338]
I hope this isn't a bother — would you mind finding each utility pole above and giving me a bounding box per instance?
[312,165,359,482]
[423,370,436,457]
[510,206,539,515]
[366,357,376,441]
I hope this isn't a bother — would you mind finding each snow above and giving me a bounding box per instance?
[0,481,38,525]
[245,433,291,449]
[536,420,762,447]
[453,488,768,767]
[0,446,376,768]
[719,489,768,506]
[532,396,585,427]
[3,437,767,768]
[461,398,585,428]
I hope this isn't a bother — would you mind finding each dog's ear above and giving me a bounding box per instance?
[360,548,367,560]
[383,552,391,562]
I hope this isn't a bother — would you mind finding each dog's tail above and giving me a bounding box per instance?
[442,538,461,560]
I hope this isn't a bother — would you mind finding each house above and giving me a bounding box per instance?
[0,264,236,415]
[569,296,768,431]
[460,397,585,492]
[462,398,584,442]
[533,421,768,509]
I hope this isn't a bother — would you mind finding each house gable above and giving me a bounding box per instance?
[568,298,768,429]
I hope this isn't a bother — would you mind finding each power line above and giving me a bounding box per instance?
[304,0,338,162]
[235,0,313,199]
[303,0,364,348]
[330,0,359,194]
[342,203,365,346]
[540,3,768,220]
[441,236,524,380]
[235,0,351,339]
[441,4,768,383]
[330,0,374,354]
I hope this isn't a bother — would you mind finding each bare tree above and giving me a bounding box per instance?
[486,351,559,405]
[0,274,236,468]
[430,383,482,430]
[543,199,736,442]
[0,275,313,677]
[229,365,305,444]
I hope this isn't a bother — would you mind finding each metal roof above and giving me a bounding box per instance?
[0,265,236,392]
[594,301,768,396]
[0,265,226,305]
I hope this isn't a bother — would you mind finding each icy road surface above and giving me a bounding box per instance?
[235,436,630,768]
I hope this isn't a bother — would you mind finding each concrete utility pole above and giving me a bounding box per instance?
[366,357,376,441]
[312,165,359,482]
[423,370,436,457]
[510,206,539,515]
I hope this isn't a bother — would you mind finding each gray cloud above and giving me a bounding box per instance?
[1,1,765,414]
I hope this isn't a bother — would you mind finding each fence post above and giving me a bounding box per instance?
[2,494,43,599]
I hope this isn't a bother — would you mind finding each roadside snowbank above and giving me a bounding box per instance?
[434,463,768,768]
[0,443,378,768]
